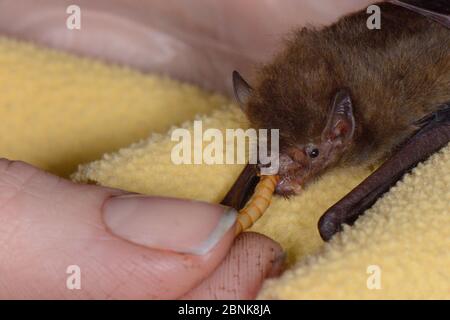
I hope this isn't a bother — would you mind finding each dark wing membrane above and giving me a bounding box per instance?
[318,103,450,241]
[390,0,450,28]
[221,164,260,211]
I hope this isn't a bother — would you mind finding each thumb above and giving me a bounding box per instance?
[0,159,238,299]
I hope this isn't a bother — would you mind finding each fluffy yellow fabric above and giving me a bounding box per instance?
[73,107,250,203]
[2,37,449,299]
[0,37,227,177]
[258,144,450,299]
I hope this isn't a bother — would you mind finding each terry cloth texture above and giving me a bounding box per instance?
[0,37,227,177]
[1,37,449,299]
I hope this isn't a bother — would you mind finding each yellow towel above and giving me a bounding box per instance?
[2,38,449,299]
[258,144,450,299]
[0,37,227,177]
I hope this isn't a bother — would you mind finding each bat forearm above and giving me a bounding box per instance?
[318,106,450,241]
[221,164,259,210]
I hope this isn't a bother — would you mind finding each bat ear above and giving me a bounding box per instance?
[321,89,355,144]
[232,70,253,111]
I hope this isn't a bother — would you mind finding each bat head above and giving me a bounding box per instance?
[233,70,355,197]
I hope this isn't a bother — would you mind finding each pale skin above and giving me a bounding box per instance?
[0,0,373,299]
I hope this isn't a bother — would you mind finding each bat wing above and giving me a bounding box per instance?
[221,164,260,211]
[390,0,450,28]
[319,103,450,241]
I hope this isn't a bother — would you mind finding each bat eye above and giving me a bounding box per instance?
[308,148,320,158]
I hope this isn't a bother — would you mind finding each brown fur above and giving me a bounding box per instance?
[246,2,450,166]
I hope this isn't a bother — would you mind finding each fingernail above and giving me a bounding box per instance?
[102,195,237,255]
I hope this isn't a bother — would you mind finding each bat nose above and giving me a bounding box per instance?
[279,154,296,173]
[275,175,303,196]
[288,147,306,163]
[279,153,293,164]
[278,153,306,177]
[279,147,307,171]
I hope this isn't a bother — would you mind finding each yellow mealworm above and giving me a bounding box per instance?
[235,175,279,235]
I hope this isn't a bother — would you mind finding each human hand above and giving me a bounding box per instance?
[0,0,376,94]
[0,159,284,299]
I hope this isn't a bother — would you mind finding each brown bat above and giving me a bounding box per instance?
[223,1,450,241]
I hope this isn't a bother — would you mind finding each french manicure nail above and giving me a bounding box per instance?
[102,195,237,255]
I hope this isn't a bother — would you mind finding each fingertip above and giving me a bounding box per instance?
[182,232,285,300]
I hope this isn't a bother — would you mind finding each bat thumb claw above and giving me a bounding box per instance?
[318,212,342,241]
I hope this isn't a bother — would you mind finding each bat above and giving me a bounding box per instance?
[223,1,450,241]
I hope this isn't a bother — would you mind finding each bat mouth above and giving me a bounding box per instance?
[273,153,310,197]
[275,174,304,197]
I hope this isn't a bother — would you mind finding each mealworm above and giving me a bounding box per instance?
[235,175,279,235]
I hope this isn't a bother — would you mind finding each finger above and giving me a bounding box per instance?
[0,159,237,299]
[182,232,285,300]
